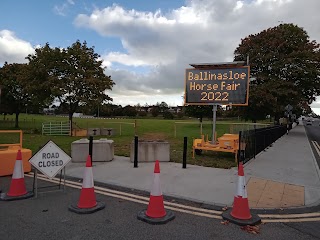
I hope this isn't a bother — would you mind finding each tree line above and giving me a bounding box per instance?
[0,23,319,127]
[46,101,237,120]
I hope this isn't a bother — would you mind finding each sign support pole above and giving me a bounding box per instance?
[63,167,66,192]
[35,168,38,198]
[33,168,67,197]
[212,104,217,144]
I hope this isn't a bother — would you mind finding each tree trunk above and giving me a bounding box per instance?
[15,111,19,128]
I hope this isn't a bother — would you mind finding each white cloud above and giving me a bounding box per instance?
[0,30,34,65]
[103,52,150,67]
[74,0,320,106]
[53,0,75,16]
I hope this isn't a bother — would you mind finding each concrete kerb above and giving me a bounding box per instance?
[57,173,231,211]
[60,173,320,215]
[222,209,261,226]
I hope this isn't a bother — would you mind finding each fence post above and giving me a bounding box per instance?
[272,127,275,144]
[183,137,187,169]
[134,136,138,168]
[19,130,23,148]
[89,136,93,165]
[254,127,256,159]
[263,130,266,151]
[134,120,137,136]
[238,131,242,166]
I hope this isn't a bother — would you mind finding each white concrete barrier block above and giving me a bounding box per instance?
[71,138,114,162]
[130,140,170,162]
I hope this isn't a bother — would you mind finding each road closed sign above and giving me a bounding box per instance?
[29,140,71,179]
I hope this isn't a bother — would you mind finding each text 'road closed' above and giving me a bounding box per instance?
[38,152,63,167]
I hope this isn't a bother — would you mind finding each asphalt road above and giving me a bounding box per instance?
[0,176,319,240]
[303,119,320,169]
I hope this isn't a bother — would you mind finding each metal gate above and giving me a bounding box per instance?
[42,121,71,136]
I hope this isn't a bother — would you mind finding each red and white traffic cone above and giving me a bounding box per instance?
[137,160,175,224]
[231,162,251,220]
[68,155,105,214]
[146,160,166,218]
[0,150,34,201]
[222,162,261,226]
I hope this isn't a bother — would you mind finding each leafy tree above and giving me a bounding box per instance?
[163,110,174,119]
[0,63,32,127]
[134,103,142,112]
[123,105,137,117]
[112,105,124,116]
[234,23,320,121]
[142,103,149,112]
[158,101,169,113]
[27,41,114,132]
[151,106,160,117]
[185,105,221,122]
[176,111,184,118]
[138,111,147,117]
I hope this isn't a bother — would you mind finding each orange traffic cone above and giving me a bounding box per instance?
[137,160,175,224]
[0,150,34,201]
[68,155,105,214]
[222,162,261,226]
[231,162,251,220]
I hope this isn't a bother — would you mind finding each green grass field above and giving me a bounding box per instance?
[0,114,270,169]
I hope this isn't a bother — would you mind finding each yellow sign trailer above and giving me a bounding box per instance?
[192,133,241,162]
[186,62,250,162]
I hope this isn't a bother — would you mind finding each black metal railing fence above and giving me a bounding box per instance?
[238,125,287,164]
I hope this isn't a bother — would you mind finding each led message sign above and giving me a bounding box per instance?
[184,66,250,105]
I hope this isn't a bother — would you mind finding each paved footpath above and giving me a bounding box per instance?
[245,124,320,208]
[65,123,320,209]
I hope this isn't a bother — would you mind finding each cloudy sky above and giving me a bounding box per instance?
[1,0,320,112]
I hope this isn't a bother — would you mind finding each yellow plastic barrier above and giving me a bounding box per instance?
[0,130,32,176]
